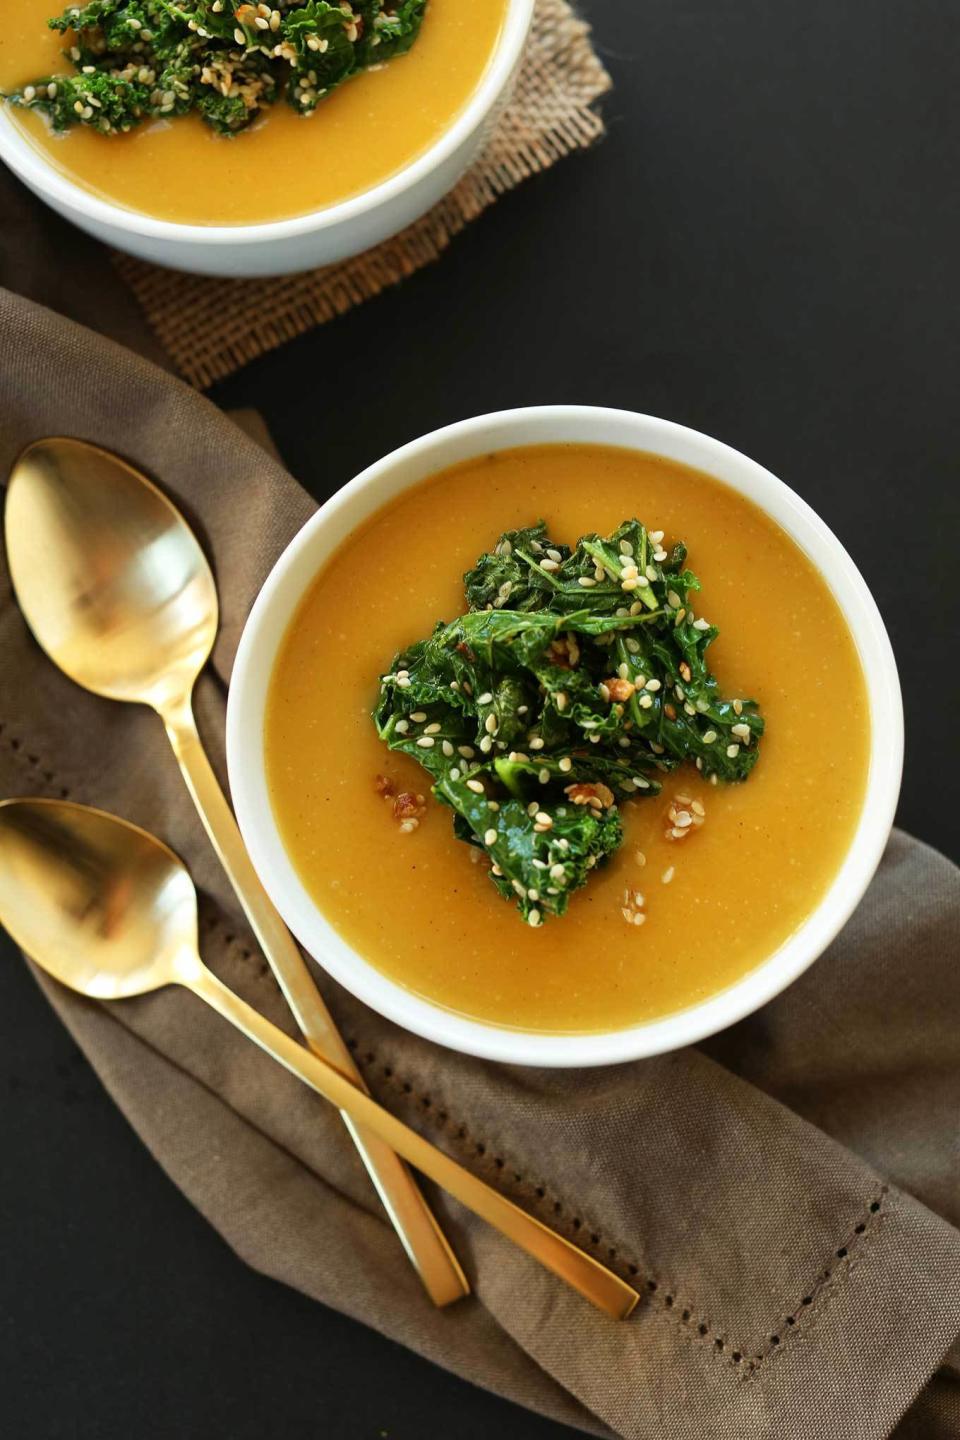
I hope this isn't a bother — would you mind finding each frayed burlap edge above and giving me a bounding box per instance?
[111,0,612,390]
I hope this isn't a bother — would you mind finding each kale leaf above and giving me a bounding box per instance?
[4,0,427,135]
[374,518,765,925]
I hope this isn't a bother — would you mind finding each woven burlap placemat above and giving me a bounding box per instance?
[111,0,611,389]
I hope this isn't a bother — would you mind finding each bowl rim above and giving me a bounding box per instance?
[226,405,904,1067]
[0,0,534,244]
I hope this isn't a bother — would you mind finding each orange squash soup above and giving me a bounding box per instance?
[0,0,507,223]
[264,445,871,1034]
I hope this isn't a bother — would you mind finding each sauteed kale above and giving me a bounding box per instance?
[5,0,425,136]
[374,520,764,926]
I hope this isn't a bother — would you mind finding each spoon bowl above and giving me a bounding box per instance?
[5,438,217,709]
[0,798,200,999]
[3,434,469,1305]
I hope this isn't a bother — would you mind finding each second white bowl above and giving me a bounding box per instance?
[0,0,534,276]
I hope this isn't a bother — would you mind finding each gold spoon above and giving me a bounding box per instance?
[0,798,639,1320]
[3,437,468,1306]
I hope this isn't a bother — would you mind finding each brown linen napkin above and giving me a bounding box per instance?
[1,289,959,1440]
[111,0,612,389]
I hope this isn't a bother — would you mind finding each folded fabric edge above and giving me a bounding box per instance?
[25,957,613,1439]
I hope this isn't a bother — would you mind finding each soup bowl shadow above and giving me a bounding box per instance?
[0,0,534,277]
[226,407,903,1067]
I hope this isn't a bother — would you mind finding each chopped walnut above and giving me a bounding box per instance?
[664,792,705,841]
[547,635,580,669]
[603,677,636,703]
[565,781,615,810]
[621,886,646,927]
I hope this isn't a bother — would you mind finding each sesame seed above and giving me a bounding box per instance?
[22,85,36,101]
[394,719,409,734]
[556,691,568,712]
[639,694,653,709]
[442,740,454,757]
[692,800,706,816]
[626,638,641,654]
[477,691,493,705]
[529,736,545,750]
[635,850,646,866]
[732,722,751,740]
[703,729,717,743]
[409,711,426,722]
[621,563,639,579]
[630,601,644,615]
[484,713,498,734]
[512,879,526,897]
[619,539,634,556]
[535,812,553,827]
[416,736,435,749]
[646,678,661,692]
[694,617,711,630]
[578,575,597,587]
[527,801,541,817]
[559,757,573,773]
[675,812,693,829]
[424,722,441,735]
[646,565,658,582]
[449,767,461,781]
[618,662,630,680]
[540,558,560,572]
[632,776,650,789]
[727,743,740,757]
[733,699,743,715]
[458,745,475,759]
[662,866,675,884]
[479,736,493,753]
[527,888,539,901]
[621,578,639,591]
[550,862,566,879]
[484,828,498,846]
[528,909,542,927]
[654,548,668,562]
[538,768,550,785]
[234,26,246,42]
[547,548,563,562]
[467,779,485,794]
[397,678,411,688]
[667,590,682,609]
[650,530,664,543]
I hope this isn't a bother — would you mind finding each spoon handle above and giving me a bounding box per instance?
[161,694,468,1307]
[189,962,639,1321]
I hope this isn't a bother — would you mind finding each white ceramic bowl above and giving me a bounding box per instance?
[227,407,903,1066]
[0,1,533,277]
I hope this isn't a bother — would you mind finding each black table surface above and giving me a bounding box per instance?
[2,3,957,1436]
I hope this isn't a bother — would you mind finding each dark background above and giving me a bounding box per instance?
[2,2,957,1436]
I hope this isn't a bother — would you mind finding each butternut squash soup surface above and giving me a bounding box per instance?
[0,0,507,223]
[265,445,871,1034]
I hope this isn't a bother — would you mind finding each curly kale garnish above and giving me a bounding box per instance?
[374,519,766,926]
[4,0,426,136]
